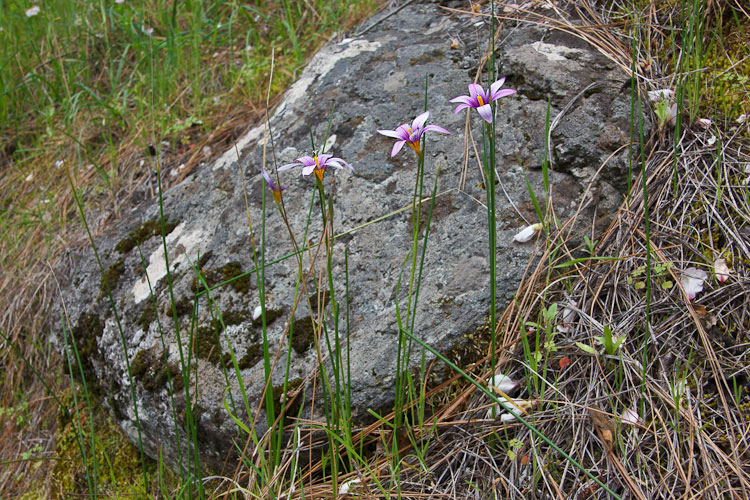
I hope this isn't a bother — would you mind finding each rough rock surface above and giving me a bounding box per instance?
[59,1,646,471]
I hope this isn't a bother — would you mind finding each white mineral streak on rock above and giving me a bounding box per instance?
[131,223,204,303]
[213,38,381,171]
[530,41,586,62]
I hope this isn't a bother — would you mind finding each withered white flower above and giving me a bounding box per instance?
[495,398,534,422]
[557,300,578,333]
[714,258,731,283]
[339,478,361,496]
[488,373,519,394]
[696,118,712,129]
[620,407,640,426]
[680,267,707,300]
[513,223,543,243]
[647,89,674,102]
[25,5,41,17]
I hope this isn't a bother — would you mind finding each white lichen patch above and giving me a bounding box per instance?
[213,38,380,171]
[530,41,586,62]
[131,222,205,303]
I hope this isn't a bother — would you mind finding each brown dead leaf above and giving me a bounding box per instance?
[587,407,614,452]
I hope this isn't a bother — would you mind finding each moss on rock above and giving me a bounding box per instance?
[100,258,125,295]
[115,218,178,254]
[290,316,316,355]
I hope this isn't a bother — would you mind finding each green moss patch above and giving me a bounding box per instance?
[223,341,262,371]
[195,324,223,364]
[136,303,157,332]
[70,312,105,391]
[114,218,178,254]
[190,260,252,294]
[100,258,125,295]
[130,347,183,393]
[290,316,316,355]
[217,261,252,294]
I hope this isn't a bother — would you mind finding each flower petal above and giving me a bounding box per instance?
[491,88,517,101]
[488,373,519,394]
[423,125,451,135]
[449,95,473,105]
[301,164,316,176]
[377,129,403,139]
[490,77,507,96]
[620,407,640,426]
[513,223,543,243]
[477,103,494,123]
[297,156,315,166]
[452,103,472,114]
[714,258,731,283]
[468,83,485,100]
[412,110,430,130]
[278,162,301,171]
[391,140,406,157]
[680,267,708,300]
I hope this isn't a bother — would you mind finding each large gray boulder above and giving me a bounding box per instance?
[59,1,644,471]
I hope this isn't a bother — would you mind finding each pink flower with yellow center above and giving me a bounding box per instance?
[377,110,451,157]
[261,167,288,204]
[278,152,353,181]
[450,78,516,124]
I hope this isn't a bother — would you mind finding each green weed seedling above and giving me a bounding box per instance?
[628,261,674,291]
[576,325,625,358]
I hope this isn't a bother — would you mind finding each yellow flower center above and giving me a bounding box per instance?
[314,155,320,166]
[407,127,413,135]
[477,96,485,106]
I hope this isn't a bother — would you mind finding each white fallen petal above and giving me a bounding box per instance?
[488,398,533,420]
[681,267,708,300]
[707,135,716,146]
[557,300,578,333]
[488,373,519,394]
[620,407,640,426]
[714,258,731,283]
[667,103,678,128]
[696,118,712,129]
[737,114,747,124]
[339,478,361,496]
[252,305,263,321]
[513,223,543,243]
[648,89,673,102]
[25,6,41,17]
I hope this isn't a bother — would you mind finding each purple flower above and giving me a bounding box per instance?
[278,153,353,181]
[377,110,451,157]
[261,167,288,204]
[450,78,516,124]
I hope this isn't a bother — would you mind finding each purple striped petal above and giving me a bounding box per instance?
[490,77,507,96]
[453,103,472,114]
[391,140,406,157]
[423,124,451,135]
[412,111,430,130]
[477,103,493,123]
[377,129,403,139]
[449,95,473,105]
[491,88,517,101]
[468,83,484,100]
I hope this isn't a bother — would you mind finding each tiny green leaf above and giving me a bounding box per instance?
[576,342,598,355]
